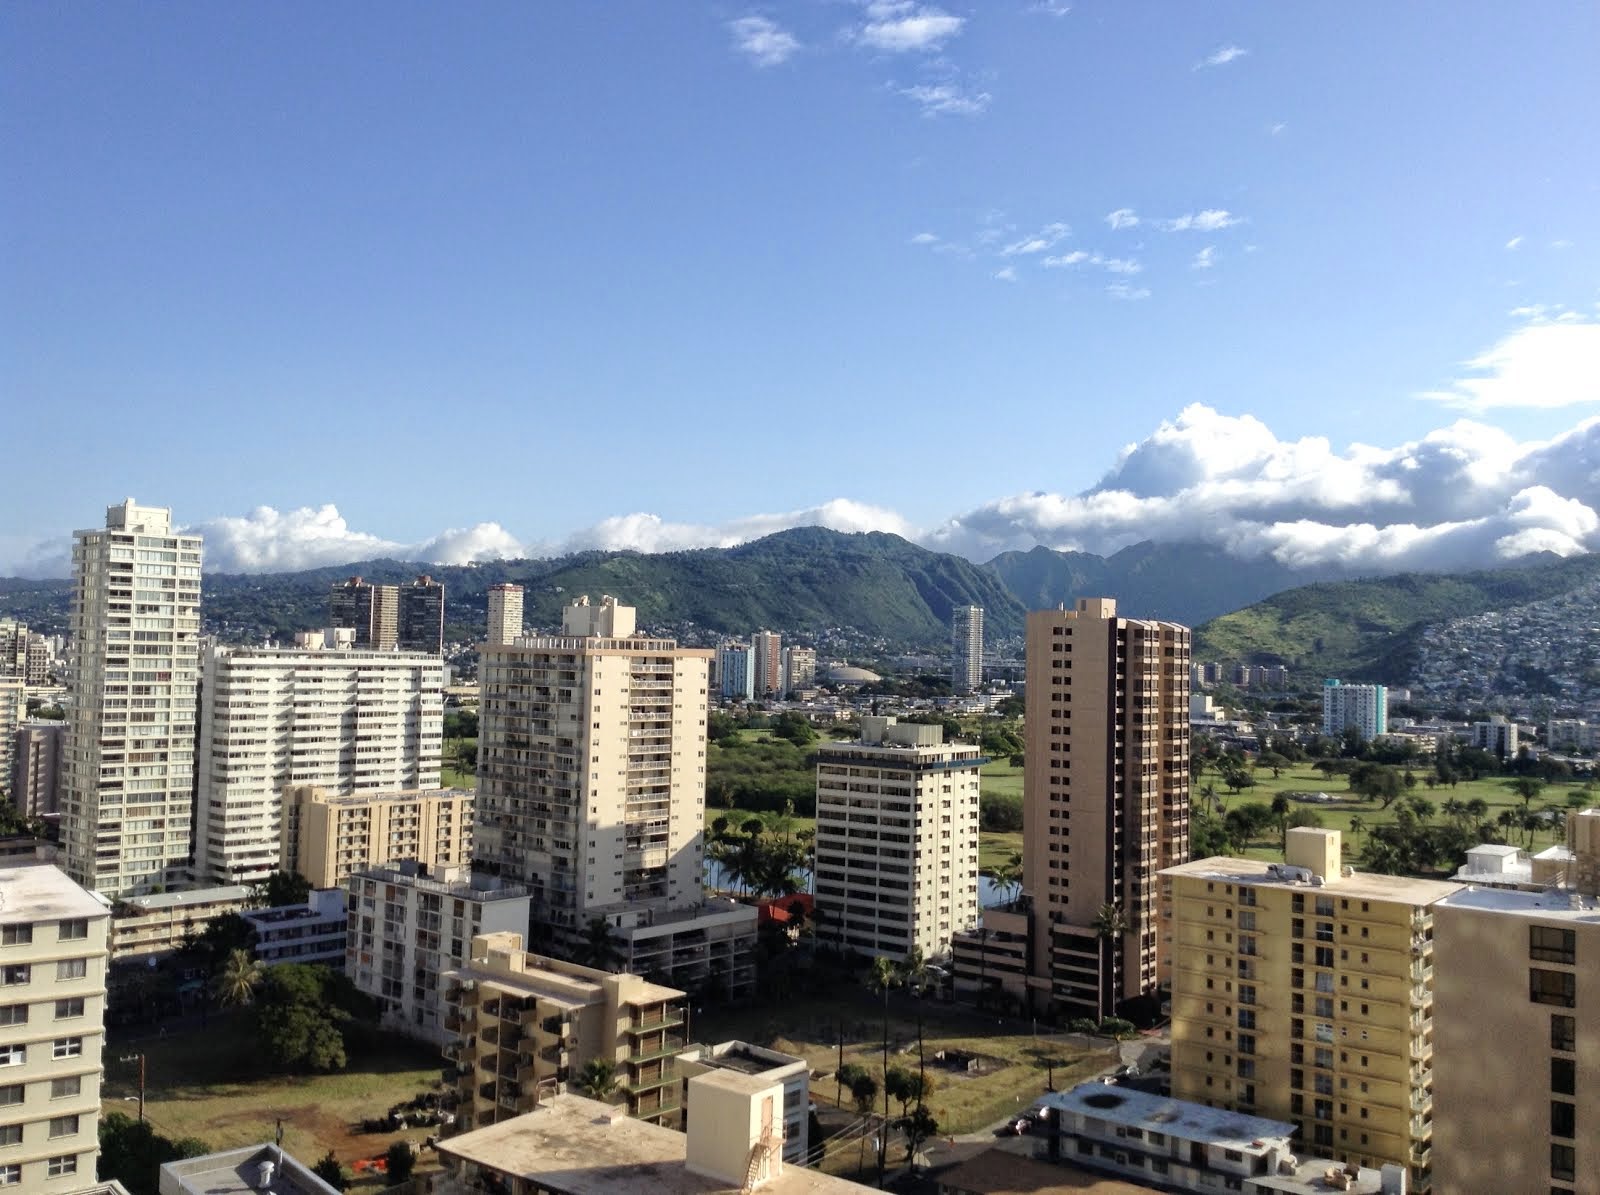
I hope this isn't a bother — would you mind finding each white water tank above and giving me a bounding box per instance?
[256,1159,276,1189]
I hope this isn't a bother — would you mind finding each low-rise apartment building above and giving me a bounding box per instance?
[280,783,473,889]
[1163,829,1460,1193]
[345,863,528,1044]
[442,931,687,1130]
[240,887,347,968]
[678,1041,809,1164]
[107,884,252,965]
[813,716,982,961]
[0,862,110,1194]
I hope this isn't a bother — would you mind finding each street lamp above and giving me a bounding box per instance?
[119,1054,146,1123]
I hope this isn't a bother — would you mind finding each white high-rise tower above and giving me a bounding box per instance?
[951,604,983,695]
[486,583,524,647]
[62,499,202,897]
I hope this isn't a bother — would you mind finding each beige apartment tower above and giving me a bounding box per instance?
[1431,808,1600,1195]
[750,630,781,699]
[485,583,524,647]
[813,716,981,961]
[196,632,443,885]
[62,499,202,898]
[1163,829,1459,1193]
[0,862,111,1192]
[0,680,23,804]
[1021,598,1190,1018]
[951,604,983,695]
[282,783,474,888]
[11,721,66,820]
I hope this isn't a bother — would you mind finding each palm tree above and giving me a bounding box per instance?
[1091,903,1128,1023]
[214,948,262,1008]
[1348,815,1365,852]
[866,957,901,1185]
[1271,793,1291,854]
[575,1058,618,1101]
[579,917,624,971]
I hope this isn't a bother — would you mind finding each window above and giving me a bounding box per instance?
[1551,1015,1576,1052]
[47,1114,79,1139]
[0,1126,17,1147]
[48,1156,78,1179]
[0,968,27,987]
[0,1047,21,1068]
[55,959,87,982]
[51,1038,82,1060]
[50,1076,80,1100]
[1531,926,1577,965]
[1552,1058,1575,1096]
[0,1087,19,1107]
[57,920,89,943]
[0,1164,18,1185]
[0,927,31,947]
[1551,1143,1575,1183]
[1531,968,1576,1008]
[53,999,84,1020]
[0,1008,23,1028]
[1551,1101,1575,1139]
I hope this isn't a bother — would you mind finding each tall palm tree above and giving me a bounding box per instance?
[214,948,263,1008]
[580,917,624,971]
[575,1058,618,1101]
[1348,815,1365,852]
[1091,902,1128,1023]
[866,956,901,1185]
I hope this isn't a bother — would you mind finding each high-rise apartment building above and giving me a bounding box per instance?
[813,716,981,961]
[398,574,446,654]
[1322,679,1387,741]
[1163,829,1460,1192]
[11,721,66,820]
[1431,808,1599,1195]
[281,783,473,888]
[475,596,756,991]
[0,621,50,684]
[1013,598,1190,1018]
[196,631,443,885]
[61,499,201,898]
[750,630,781,699]
[716,641,753,702]
[329,576,398,650]
[951,605,983,695]
[0,861,111,1193]
[442,930,689,1129]
[0,679,23,801]
[485,583,524,647]
[779,646,816,697]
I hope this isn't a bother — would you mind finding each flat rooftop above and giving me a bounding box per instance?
[160,1144,339,1195]
[1162,856,1465,904]
[301,786,472,806]
[1437,886,1600,920]
[684,1041,805,1077]
[0,861,108,924]
[120,884,251,912]
[438,1094,870,1195]
[935,1148,1152,1194]
[1045,1083,1294,1155]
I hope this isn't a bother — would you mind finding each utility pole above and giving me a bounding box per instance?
[119,1054,145,1123]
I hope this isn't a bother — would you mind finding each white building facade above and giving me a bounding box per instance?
[61,500,202,898]
[485,584,524,648]
[1321,679,1387,740]
[195,631,443,885]
[951,604,983,695]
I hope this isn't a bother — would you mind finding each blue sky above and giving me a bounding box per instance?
[4,2,1598,576]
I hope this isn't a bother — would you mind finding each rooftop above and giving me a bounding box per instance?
[118,884,251,913]
[1045,1083,1293,1156]
[354,864,528,903]
[681,1040,806,1077]
[1436,885,1600,920]
[934,1147,1153,1194]
[0,861,107,925]
[1161,856,1465,904]
[438,1094,871,1195]
[160,1144,340,1195]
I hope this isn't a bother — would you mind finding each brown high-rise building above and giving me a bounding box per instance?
[399,574,445,653]
[750,630,782,698]
[330,576,399,649]
[957,598,1190,1019]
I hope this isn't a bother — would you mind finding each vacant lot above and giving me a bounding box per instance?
[102,1014,445,1189]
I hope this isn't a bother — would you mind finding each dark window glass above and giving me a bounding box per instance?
[1552,1057,1575,1096]
[1551,1015,1575,1052]
[1531,926,1577,965]
[1531,968,1576,1008]
[1550,1101,1575,1139]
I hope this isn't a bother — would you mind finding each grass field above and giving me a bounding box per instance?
[102,1015,446,1189]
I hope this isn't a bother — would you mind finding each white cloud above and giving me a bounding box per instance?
[1042,250,1141,275]
[993,266,1019,283]
[1269,122,1287,136]
[1105,208,1140,230]
[1418,319,1600,410]
[728,15,801,66]
[1001,222,1070,255]
[1164,209,1241,232]
[1107,282,1151,301]
[1505,235,1523,250]
[1552,239,1574,250]
[897,82,991,116]
[1029,0,1071,14]
[561,499,916,555]
[1191,246,1217,270]
[909,231,940,245]
[857,2,965,52]
[1196,44,1248,69]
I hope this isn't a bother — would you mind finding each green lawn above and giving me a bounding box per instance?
[102,1014,446,1188]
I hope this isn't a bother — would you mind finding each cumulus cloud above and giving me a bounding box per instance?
[1505,235,1523,250]
[1043,250,1141,275]
[560,499,917,555]
[1001,222,1070,255]
[177,506,528,573]
[728,15,801,66]
[993,266,1019,282]
[1164,209,1241,232]
[909,231,940,245]
[1418,319,1600,410]
[896,82,991,116]
[1105,208,1140,230]
[1107,282,1151,301]
[856,2,965,52]
[1191,246,1217,270]
[1196,44,1248,69]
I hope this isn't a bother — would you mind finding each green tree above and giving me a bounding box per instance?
[849,1072,878,1116]
[312,1151,349,1192]
[214,947,263,1008]
[884,1065,915,1116]
[1091,903,1128,1023]
[1270,793,1291,853]
[248,870,311,909]
[98,1112,210,1195]
[1505,776,1545,810]
[576,1058,619,1101]
[579,917,624,970]
[898,1104,940,1163]
[384,1141,416,1184]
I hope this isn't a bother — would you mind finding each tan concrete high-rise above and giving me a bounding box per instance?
[282,783,472,888]
[10,721,65,819]
[1163,830,1459,1193]
[0,679,23,803]
[475,596,755,992]
[951,604,983,695]
[1431,808,1600,1195]
[750,630,781,699]
[61,500,202,897]
[1021,598,1190,1018]
[485,584,524,647]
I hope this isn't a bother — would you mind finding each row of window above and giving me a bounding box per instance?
[0,1155,79,1183]
[0,1038,84,1065]
[0,921,90,947]
[0,1114,80,1144]
[0,960,89,985]
[0,1075,82,1102]
[0,999,86,1024]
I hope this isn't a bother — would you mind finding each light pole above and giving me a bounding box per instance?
[119,1054,146,1123]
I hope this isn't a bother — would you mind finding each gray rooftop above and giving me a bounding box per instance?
[0,861,108,925]
[1045,1083,1294,1155]
[122,884,251,913]
[159,1144,340,1195]
[1437,885,1600,920]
